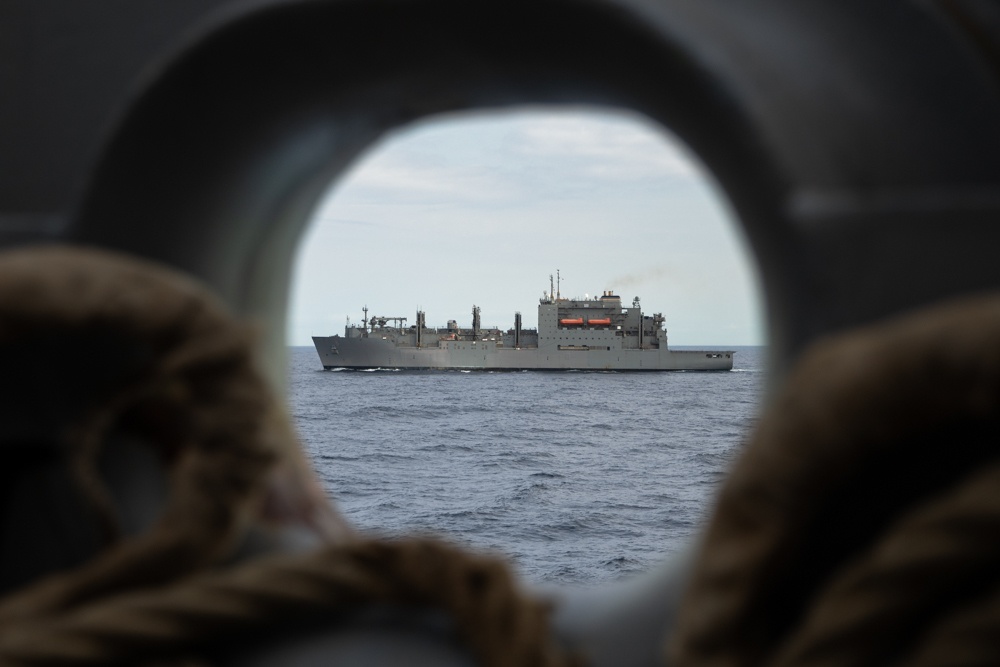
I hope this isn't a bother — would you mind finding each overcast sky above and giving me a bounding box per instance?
[288,107,765,347]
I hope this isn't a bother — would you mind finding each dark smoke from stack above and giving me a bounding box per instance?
[609,266,677,291]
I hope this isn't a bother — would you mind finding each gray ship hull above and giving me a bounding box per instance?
[312,335,733,371]
[314,285,734,371]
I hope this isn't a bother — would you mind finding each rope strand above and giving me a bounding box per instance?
[0,539,575,667]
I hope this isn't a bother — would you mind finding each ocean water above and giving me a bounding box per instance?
[286,346,767,585]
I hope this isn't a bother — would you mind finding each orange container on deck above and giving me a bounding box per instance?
[560,317,584,326]
[588,318,612,326]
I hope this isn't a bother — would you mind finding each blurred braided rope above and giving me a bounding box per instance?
[0,246,573,667]
[670,293,1000,667]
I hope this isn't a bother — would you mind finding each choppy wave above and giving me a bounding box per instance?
[288,345,766,584]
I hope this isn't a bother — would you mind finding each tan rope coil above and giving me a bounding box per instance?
[0,538,571,667]
[669,294,1000,667]
[0,245,286,623]
[0,245,572,666]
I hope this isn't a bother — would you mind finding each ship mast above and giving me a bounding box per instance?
[549,274,554,303]
[557,269,561,300]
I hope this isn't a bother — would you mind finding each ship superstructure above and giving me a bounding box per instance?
[312,276,734,371]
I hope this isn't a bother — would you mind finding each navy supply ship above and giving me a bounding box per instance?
[312,277,734,371]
